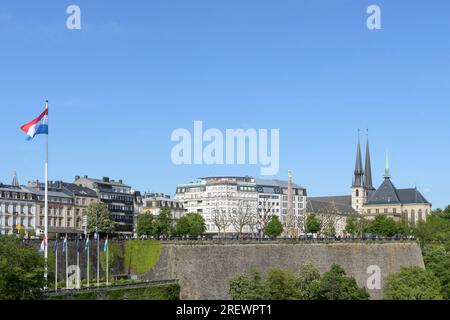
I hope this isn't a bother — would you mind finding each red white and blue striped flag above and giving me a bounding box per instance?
[20,107,48,140]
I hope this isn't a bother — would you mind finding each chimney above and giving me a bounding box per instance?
[119,179,123,184]
[103,177,110,182]
[84,175,88,179]
[75,175,80,180]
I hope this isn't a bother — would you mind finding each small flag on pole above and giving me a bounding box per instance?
[52,238,59,253]
[38,236,47,254]
[20,108,49,140]
[85,237,90,253]
[62,236,68,253]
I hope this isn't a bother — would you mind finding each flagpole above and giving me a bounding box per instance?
[65,234,68,289]
[77,237,80,289]
[97,232,100,288]
[106,234,109,287]
[87,235,90,288]
[44,99,49,287]
[55,237,58,291]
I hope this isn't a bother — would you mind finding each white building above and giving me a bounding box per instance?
[175,175,307,236]
[255,179,307,234]
[0,174,37,236]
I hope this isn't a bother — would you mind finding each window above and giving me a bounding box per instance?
[356,189,359,197]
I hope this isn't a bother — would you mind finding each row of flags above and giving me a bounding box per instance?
[39,235,109,254]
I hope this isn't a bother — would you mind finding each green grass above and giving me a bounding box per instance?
[124,240,161,275]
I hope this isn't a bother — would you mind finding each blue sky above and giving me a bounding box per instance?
[0,0,449,208]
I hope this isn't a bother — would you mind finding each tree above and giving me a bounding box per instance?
[413,215,450,248]
[265,215,283,238]
[86,201,116,234]
[305,213,321,234]
[312,264,370,300]
[175,216,191,237]
[345,215,370,238]
[212,206,231,237]
[423,245,450,299]
[383,266,443,300]
[136,211,154,237]
[0,236,45,300]
[154,208,173,239]
[230,201,254,237]
[319,214,337,237]
[365,215,398,237]
[175,213,206,237]
[264,268,301,300]
[294,262,321,300]
[187,213,207,236]
[257,197,275,237]
[229,267,265,300]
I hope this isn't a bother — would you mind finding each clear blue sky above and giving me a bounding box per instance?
[0,0,449,208]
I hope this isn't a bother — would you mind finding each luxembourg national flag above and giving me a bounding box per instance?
[20,107,48,140]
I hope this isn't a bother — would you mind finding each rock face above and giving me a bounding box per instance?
[144,242,424,300]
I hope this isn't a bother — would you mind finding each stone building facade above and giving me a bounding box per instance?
[0,174,37,236]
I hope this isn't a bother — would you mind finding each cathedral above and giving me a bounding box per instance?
[352,132,432,223]
[308,131,432,226]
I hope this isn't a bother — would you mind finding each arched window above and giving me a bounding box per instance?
[418,210,423,221]
[356,189,359,197]
[411,210,416,224]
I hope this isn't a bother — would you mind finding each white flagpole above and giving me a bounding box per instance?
[65,234,68,289]
[97,233,100,287]
[44,99,49,287]
[77,238,80,289]
[55,239,58,291]
[106,235,109,287]
[87,235,90,288]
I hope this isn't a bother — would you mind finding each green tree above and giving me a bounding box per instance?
[187,213,207,236]
[264,268,301,300]
[366,215,398,237]
[294,262,321,300]
[312,264,370,300]
[305,213,321,234]
[383,266,443,300]
[345,215,369,238]
[153,208,173,239]
[423,245,450,299]
[175,216,191,237]
[264,215,283,238]
[229,267,265,300]
[136,212,154,237]
[413,215,450,248]
[86,202,116,234]
[0,236,45,300]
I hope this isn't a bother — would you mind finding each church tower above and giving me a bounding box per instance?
[351,131,365,213]
[364,130,376,197]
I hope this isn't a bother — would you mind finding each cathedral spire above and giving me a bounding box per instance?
[11,171,19,187]
[353,130,364,187]
[364,129,374,190]
[384,151,391,179]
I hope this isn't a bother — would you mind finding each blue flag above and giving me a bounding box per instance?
[62,237,68,253]
[84,237,90,253]
[52,239,59,253]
